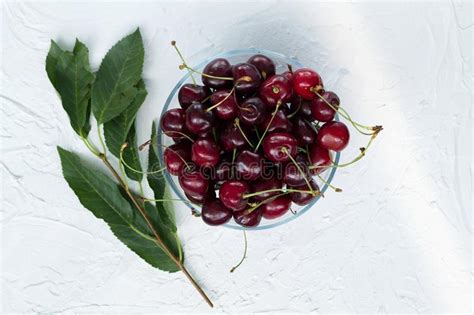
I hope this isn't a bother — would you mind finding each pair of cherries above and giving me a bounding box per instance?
[161,54,350,227]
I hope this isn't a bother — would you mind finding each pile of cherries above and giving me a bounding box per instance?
[161,53,350,227]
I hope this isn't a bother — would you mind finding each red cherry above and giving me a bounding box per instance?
[261,195,292,219]
[161,108,187,141]
[283,154,311,186]
[258,110,292,133]
[238,97,267,126]
[262,132,298,163]
[292,116,317,146]
[219,180,250,211]
[281,70,293,85]
[247,54,276,80]
[250,178,283,202]
[163,143,191,175]
[179,168,209,196]
[219,123,248,152]
[311,91,339,122]
[210,90,238,120]
[309,145,332,174]
[233,208,263,227]
[288,181,320,206]
[202,58,233,90]
[259,75,293,108]
[185,103,214,135]
[191,138,221,167]
[201,199,233,225]
[232,63,262,95]
[185,188,215,205]
[178,84,210,110]
[317,121,350,151]
[293,68,323,100]
[235,150,263,181]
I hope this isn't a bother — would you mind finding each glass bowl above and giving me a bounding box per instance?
[158,48,340,230]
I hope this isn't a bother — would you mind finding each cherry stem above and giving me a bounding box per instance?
[254,101,281,152]
[234,118,255,149]
[181,64,233,81]
[206,76,252,112]
[120,143,167,175]
[311,88,383,136]
[287,64,293,74]
[243,188,318,200]
[287,97,301,119]
[281,147,315,195]
[171,41,197,85]
[230,231,247,273]
[315,173,341,193]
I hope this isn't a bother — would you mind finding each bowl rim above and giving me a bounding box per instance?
[158,48,341,230]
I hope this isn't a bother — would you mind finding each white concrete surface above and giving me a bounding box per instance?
[1,1,472,313]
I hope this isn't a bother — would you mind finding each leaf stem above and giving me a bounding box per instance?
[98,153,213,307]
[97,123,107,153]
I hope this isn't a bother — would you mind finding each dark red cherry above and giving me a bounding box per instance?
[283,154,311,186]
[214,158,233,183]
[311,91,339,122]
[201,199,233,225]
[210,90,238,120]
[262,132,298,163]
[289,96,313,120]
[250,178,283,202]
[178,84,210,110]
[317,121,350,151]
[232,63,262,95]
[247,54,276,80]
[238,97,267,126]
[309,145,332,174]
[185,103,214,135]
[259,110,292,133]
[292,116,317,146]
[219,180,250,211]
[259,75,293,108]
[281,70,293,85]
[219,123,247,152]
[202,58,232,90]
[288,180,320,206]
[185,188,215,205]
[233,208,262,227]
[179,168,209,196]
[261,195,292,219]
[163,143,191,175]
[235,150,263,181]
[293,68,323,100]
[161,108,187,140]
[191,138,220,167]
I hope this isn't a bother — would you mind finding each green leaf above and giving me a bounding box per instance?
[147,121,177,231]
[45,40,63,87]
[121,123,143,182]
[91,28,144,124]
[46,40,94,136]
[57,146,179,272]
[104,79,147,157]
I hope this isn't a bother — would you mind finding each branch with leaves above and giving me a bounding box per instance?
[46,28,213,307]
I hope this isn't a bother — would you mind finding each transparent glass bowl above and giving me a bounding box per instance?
[158,48,340,230]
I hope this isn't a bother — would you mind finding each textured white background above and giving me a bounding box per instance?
[1,0,472,313]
